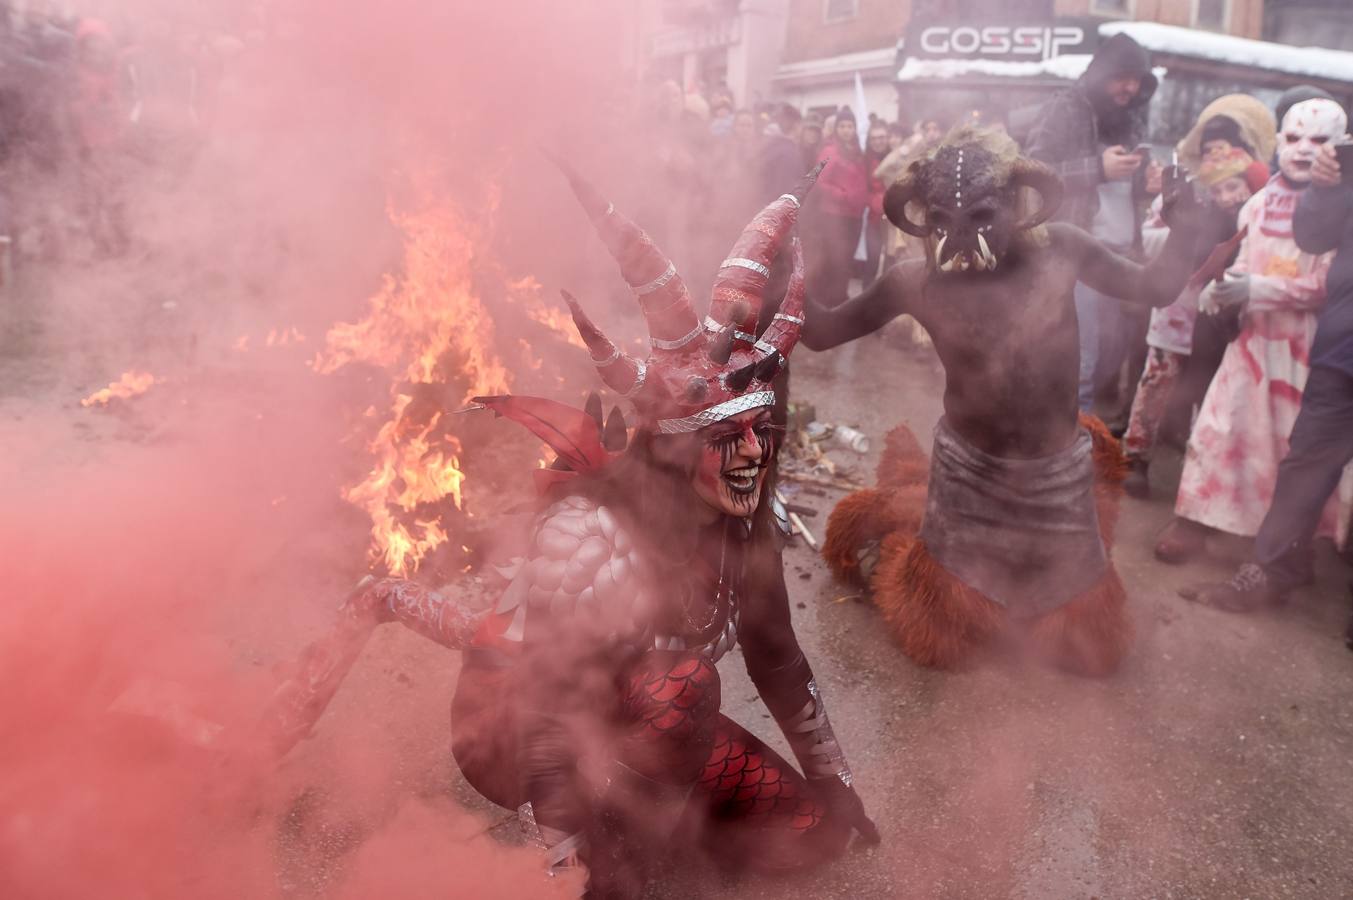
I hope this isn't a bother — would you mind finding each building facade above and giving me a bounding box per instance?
[773,0,912,119]
[1265,0,1353,53]
[1055,0,1265,39]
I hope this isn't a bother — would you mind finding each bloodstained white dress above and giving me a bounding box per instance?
[1175,177,1348,541]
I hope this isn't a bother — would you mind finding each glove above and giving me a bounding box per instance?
[1200,274,1249,315]
[811,774,881,846]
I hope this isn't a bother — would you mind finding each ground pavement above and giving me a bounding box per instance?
[6,264,1352,899]
[669,327,1353,900]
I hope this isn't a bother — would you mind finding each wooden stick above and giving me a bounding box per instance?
[775,488,819,550]
[779,471,864,491]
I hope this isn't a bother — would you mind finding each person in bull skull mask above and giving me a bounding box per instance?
[276,163,878,899]
[809,125,1208,676]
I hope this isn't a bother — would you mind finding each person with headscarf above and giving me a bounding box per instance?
[1026,33,1161,414]
[1155,99,1351,566]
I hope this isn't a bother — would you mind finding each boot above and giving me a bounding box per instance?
[1179,563,1287,612]
[1122,457,1150,500]
[1153,517,1209,564]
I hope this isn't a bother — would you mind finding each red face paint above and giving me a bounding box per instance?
[691,409,775,518]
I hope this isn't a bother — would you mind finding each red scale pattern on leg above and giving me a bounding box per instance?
[690,717,839,872]
[698,721,822,832]
[617,651,721,785]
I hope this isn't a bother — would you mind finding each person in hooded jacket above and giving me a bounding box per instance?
[1026,33,1161,415]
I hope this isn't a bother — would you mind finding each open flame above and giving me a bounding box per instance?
[316,197,512,576]
[81,371,158,408]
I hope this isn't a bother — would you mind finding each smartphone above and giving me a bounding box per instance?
[1335,141,1353,173]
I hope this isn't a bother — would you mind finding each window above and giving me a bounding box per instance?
[1089,0,1132,15]
[1193,0,1230,31]
[824,0,859,24]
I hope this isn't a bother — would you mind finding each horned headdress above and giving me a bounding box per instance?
[473,162,821,490]
[558,161,823,434]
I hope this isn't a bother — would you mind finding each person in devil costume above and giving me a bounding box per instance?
[808,126,1208,676]
[284,164,878,898]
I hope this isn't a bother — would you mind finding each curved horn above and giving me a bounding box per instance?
[760,235,807,361]
[883,163,930,238]
[709,164,824,337]
[1009,157,1064,231]
[555,160,701,347]
[560,289,644,395]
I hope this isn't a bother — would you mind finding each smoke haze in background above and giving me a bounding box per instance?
[0,0,654,896]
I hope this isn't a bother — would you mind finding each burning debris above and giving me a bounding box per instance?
[314,197,519,577]
[80,371,159,408]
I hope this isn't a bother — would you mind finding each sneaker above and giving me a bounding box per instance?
[1123,458,1150,500]
[1153,517,1208,564]
[1178,563,1287,612]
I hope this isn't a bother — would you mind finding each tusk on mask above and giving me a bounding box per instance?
[934,234,948,269]
[977,233,998,272]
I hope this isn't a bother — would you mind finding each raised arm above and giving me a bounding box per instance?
[1058,220,1199,308]
[801,258,922,350]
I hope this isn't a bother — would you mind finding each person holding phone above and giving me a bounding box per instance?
[1026,33,1162,414]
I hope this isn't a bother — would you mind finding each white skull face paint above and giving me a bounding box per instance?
[1278,98,1348,184]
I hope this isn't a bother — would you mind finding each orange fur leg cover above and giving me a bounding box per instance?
[848,415,1133,675]
[824,425,929,585]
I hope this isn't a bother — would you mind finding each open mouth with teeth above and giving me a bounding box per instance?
[722,464,763,495]
[936,233,998,273]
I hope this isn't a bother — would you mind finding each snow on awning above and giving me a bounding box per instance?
[896,55,1093,83]
[776,46,899,84]
[1103,21,1353,85]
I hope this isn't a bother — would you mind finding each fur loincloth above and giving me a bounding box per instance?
[918,418,1107,619]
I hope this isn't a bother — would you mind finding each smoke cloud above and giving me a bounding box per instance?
[0,0,651,896]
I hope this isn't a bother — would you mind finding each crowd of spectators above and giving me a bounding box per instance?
[0,2,237,274]
[630,77,963,311]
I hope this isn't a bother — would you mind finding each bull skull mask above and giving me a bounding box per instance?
[884,129,1063,275]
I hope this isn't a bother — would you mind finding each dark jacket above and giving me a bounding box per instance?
[1025,33,1158,232]
[1293,181,1353,376]
[757,128,805,206]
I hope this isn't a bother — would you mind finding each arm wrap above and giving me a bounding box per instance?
[754,651,853,786]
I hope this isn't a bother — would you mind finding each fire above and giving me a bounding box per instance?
[316,197,513,576]
[81,371,158,408]
[521,284,586,350]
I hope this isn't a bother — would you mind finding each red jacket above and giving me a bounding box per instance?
[814,141,869,219]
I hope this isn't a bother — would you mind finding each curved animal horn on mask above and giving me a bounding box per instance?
[883,161,929,237]
[554,159,702,348]
[759,235,807,362]
[560,289,645,395]
[709,163,825,338]
[1009,157,1064,231]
